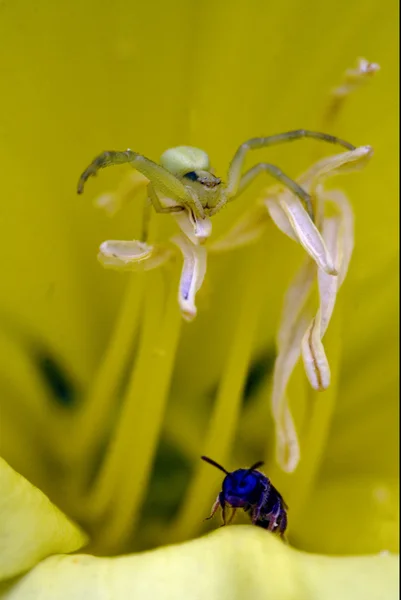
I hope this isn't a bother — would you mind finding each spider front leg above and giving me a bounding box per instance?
[77,149,198,211]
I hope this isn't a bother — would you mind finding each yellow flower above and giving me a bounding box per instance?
[0,0,398,598]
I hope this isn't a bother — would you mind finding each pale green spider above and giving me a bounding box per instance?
[77,130,355,223]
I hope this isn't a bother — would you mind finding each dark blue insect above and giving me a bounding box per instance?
[201,456,288,539]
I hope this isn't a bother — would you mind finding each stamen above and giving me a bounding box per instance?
[172,234,207,321]
[210,205,268,252]
[98,269,182,551]
[302,314,331,391]
[326,58,380,123]
[263,145,372,274]
[282,317,342,520]
[271,261,315,472]
[89,267,182,552]
[173,208,213,244]
[264,195,298,242]
[98,239,171,271]
[302,146,374,196]
[166,246,267,541]
[277,260,316,349]
[325,190,355,286]
[279,195,338,274]
[302,192,355,391]
[268,145,361,467]
[67,273,146,493]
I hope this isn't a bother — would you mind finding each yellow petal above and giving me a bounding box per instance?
[0,458,87,581]
[0,528,397,600]
[94,171,149,216]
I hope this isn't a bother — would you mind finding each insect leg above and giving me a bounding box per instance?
[219,492,230,526]
[277,509,288,540]
[250,483,271,525]
[251,504,266,525]
[204,495,221,521]
[266,501,282,532]
[226,508,237,525]
[225,130,355,199]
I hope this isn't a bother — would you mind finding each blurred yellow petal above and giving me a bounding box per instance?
[94,171,149,216]
[0,458,87,581]
[0,528,398,600]
[292,477,399,555]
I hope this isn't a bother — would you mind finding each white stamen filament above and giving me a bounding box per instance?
[98,240,171,271]
[173,208,213,244]
[172,234,207,321]
[301,191,354,390]
[278,194,337,275]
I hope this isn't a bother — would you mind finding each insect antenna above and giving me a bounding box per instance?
[247,460,264,473]
[201,456,230,475]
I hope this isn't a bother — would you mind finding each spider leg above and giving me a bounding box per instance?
[139,184,183,242]
[233,162,314,220]
[225,129,356,200]
[147,183,184,214]
[140,196,152,243]
[77,149,197,209]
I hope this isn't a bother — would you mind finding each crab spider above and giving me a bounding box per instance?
[77,129,355,221]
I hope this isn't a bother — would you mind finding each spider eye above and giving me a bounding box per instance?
[183,171,199,181]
